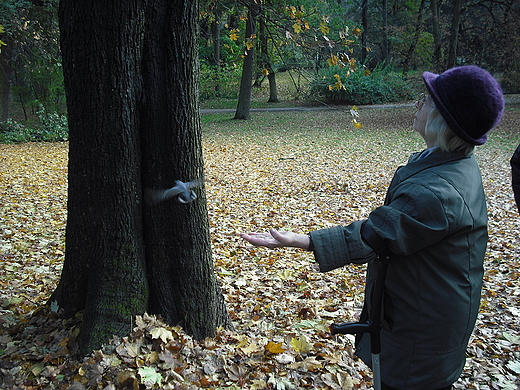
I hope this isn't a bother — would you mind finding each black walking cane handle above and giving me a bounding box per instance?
[330,321,372,335]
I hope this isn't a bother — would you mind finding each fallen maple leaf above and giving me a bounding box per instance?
[288,356,323,371]
[291,335,313,354]
[138,366,163,388]
[150,326,173,343]
[240,341,261,355]
[265,341,285,354]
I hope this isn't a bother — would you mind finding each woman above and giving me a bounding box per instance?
[510,144,520,213]
[241,65,504,390]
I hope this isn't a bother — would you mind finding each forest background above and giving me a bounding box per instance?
[1,0,520,389]
[1,0,520,136]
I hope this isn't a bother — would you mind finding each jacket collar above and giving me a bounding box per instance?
[393,148,473,185]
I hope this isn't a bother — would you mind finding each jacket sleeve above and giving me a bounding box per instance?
[310,180,452,272]
[361,179,452,257]
[309,221,377,272]
[511,144,520,213]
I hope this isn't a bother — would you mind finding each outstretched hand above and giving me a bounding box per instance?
[240,229,309,249]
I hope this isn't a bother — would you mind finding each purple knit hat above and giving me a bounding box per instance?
[422,65,505,145]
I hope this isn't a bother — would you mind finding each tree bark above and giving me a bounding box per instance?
[401,0,427,75]
[0,34,12,122]
[430,0,442,72]
[51,0,231,355]
[447,0,464,69]
[211,12,222,94]
[258,9,278,103]
[140,0,232,339]
[234,1,259,120]
[360,0,369,64]
[381,0,389,62]
[267,72,278,103]
[51,0,148,355]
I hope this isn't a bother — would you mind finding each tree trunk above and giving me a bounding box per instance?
[0,34,12,122]
[51,0,148,355]
[430,0,442,72]
[140,0,231,340]
[211,19,221,67]
[234,1,259,120]
[360,0,369,64]
[447,0,464,68]
[401,0,427,75]
[258,9,278,103]
[51,0,231,355]
[211,13,221,94]
[267,72,278,103]
[381,0,389,62]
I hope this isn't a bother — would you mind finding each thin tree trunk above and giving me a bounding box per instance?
[381,0,389,61]
[258,9,278,103]
[234,1,259,120]
[361,0,369,64]
[0,34,12,122]
[430,0,442,71]
[267,72,278,103]
[211,14,221,94]
[401,0,427,75]
[447,0,464,68]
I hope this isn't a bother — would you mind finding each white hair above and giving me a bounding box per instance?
[424,107,475,155]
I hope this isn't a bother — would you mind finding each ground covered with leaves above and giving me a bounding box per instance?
[1,106,520,390]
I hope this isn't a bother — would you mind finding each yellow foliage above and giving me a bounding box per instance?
[293,22,302,34]
[265,341,285,354]
[320,22,330,35]
[244,34,257,50]
[291,335,313,354]
[0,24,5,49]
[352,119,363,129]
[327,55,338,66]
[229,29,239,41]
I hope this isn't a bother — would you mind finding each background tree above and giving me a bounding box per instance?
[4,0,520,134]
[401,0,427,75]
[234,0,259,120]
[0,23,11,121]
[0,0,64,123]
[51,0,231,355]
[429,0,442,72]
[446,0,463,69]
[255,5,279,103]
[454,0,520,90]
[360,0,368,63]
[380,0,389,62]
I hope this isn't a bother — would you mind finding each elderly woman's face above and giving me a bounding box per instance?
[413,94,433,140]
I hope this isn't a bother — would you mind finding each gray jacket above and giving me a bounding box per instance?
[310,149,487,389]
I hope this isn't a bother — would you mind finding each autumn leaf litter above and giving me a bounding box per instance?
[1,107,519,389]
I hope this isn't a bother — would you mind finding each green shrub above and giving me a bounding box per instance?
[309,64,413,105]
[0,119,32,143]
[200,64,242,100]
[0,105,68,144]
[501,69,520,94]
[35,104,69,142]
